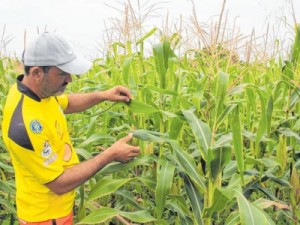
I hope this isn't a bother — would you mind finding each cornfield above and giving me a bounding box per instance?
[1,5,300,224]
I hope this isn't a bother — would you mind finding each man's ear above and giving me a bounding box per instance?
[30,67,42,77]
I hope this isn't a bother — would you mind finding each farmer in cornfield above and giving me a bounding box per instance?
[2,31,140,225]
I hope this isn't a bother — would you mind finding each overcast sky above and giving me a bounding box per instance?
[0,0,299,59]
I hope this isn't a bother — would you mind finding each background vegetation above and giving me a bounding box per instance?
[1,1,300,224]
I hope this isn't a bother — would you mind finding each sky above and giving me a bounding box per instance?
[0,0,299,59]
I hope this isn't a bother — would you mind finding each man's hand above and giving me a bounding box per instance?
[46,133,140,195]
[105,133,140,163]
[104,86,132,103]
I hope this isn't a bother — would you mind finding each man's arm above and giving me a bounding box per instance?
[64,86,132,114]
[45,134,140,195]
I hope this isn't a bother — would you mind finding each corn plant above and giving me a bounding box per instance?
[65,25,300,225]
[1,23,300,225]
[0,57,18,224]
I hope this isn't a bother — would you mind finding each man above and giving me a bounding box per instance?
[1,32,140,225]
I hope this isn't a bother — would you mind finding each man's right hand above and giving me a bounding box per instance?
[105,133,140,163]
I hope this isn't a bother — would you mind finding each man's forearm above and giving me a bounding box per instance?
[64,92,107,114]
[46,150,113,195]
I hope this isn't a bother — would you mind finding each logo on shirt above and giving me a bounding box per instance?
[43,153,58,166]
[29,120,43,133]
[41,141,52,158]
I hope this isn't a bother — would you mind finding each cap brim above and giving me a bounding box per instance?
[57,56,92,75]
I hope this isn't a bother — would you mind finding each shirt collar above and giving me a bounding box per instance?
[17,74,41,102]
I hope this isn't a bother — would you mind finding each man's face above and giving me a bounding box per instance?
[40,67,72,98]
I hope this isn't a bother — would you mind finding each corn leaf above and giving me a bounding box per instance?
[216,104,237,129]
[170,141,206,192]
[152,41,173,89]
[225,211,240,225]
[231,106,244,184]
[203,187,232,218]
[136,27,157,45]
[167,201,194,225]
[182,109,212,161]
[169,116,184,139]
[254,89,267,158]
[253,198,289,210]
[291,24,300,67]
[266,96,273,137]
[120,210,156,223]
[98,155,155,175]
[155,157,175,219]
[0,161,14,173]
[208,145,231,181]
[181,172,204,225]
[0,197,16,214]
[214,72,229,126]
[132,129,167,142]
[78,133,115,148]
[86,116,97,138]
[77,207,118,224]
[122,57,136,89]
[234,188,275,225]
[123,99,159,114]
[88,177,132,201]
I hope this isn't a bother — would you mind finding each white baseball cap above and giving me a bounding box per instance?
[23,32,92,75]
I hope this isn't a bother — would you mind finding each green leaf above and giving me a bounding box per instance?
[234,188,276,225]
[132,129,167,142]
[289,88,300,110]
[182,109,212,161]
[169,116,184,139]
[122,57,134,87]
[231,106,244,183]
[86,116,97,138]
[0,161,14,173]
[266,96,273,137]
[282,60,294,80]
[181,173,204,225]
[254,89,267,158]
[292,118,300,131]
[88,177,132,201]
[78,133,115,148]
[136,28,158,45]
[167,200,194,225]
[203,187,232,218]
[123,99,159,114]
[216,104,237,129]
[0,198,16,214]
[138,176,157,191]
[152,41,173,89]
[214,72,229,124]
[170,141,206,192]
[291,24,300,66]
[75,148,93,160]
[98,155,155,175]
[208,146,231,181]
[245,156,280,168]
[120,210,156,223]
[225,211,240,225]
[155,158,175,219]
[0,179,15,195]
[77,207,118,224]
[279,128,300,142]
[115,190,145,210]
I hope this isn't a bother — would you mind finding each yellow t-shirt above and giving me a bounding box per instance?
[2,75,79,221]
